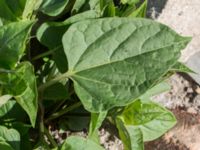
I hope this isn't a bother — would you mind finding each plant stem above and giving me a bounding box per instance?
[32,48,57,61]
[38,72,71,92]
[45,102,82,123]
[44,126,58,148]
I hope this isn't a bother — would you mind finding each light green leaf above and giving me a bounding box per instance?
[129,0,147,17]
[61,136,105,150]
[0,137,14,150]
[0,126,20,150]
[140,81,170,101]
[0,21,33,69]
[88,111,107,143]
[37,10,98,73]
[100,0,116,17]
[40,0,69,16]
[62,18,191,112]
[116,99,176,150]
[121,0,140,5]
[0,95,12,107]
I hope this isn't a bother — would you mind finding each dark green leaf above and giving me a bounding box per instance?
[61,136,105,150]
[116,99,176,150]
[0,21,33,69]
[62,18,191,112]
[37,10,98,73]
[0,137,14,150]
[0,0,26,24]
[0,126,20,150]
[43,82,69,100]
[40,0,69,16]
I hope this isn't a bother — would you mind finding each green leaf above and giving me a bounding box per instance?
[171,62,195,73]
[0,138,14,150]
[37,10,98,73]
[72,0,100,14]
[40,0,69,16]
[121,0,140,5]
[0,126,20,150]
[61,136,105,150]
[140,81,170,101]
[116,99,176,150]
[0,21,33,69]
[88,112,107,143]
[4,62,38,127]
[14,62,38,127]
[129,0,147,17]
[100,0,116,17]
[0,0,26,24]
[43,82,69,100]
[62,18,191,112]
[0,95,12,107]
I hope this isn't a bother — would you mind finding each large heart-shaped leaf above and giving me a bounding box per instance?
[62,18,191,112]
[116,99,176,150]
[0,126,20,150]
[0,21,33,69]
[37,10,98,73]
[61,136,105,150]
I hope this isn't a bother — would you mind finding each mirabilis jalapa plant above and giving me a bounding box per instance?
[0,0,191,149]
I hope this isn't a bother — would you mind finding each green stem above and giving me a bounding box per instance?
[32,49,56,61]
[45,102,82,123]
[44,126,58,148]
[38,72,71,92]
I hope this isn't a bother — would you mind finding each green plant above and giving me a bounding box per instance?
[0,0,191,150]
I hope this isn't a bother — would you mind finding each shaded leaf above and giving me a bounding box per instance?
[0,126,20,150]
[61,136,105,150]
[100,0,116,17]
[116,99,176,150]
[0,21,33,69]
[62,18,191,112]
[40,0,69,16]
[37,10,98,73]
[0,0,26,24]
[43,82,69,100]
[4,62,38,127]
[0,137,14,150]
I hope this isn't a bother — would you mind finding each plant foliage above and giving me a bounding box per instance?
[0,0,191,149]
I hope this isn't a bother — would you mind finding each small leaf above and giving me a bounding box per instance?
[100,0,116,17]
[40,0,69,16]
[62,18,191,112]
[0,21,33,69]
[121,0,140,5]
[0,126,20,150]
[61,136,105,150]
[88,112,107,143]
[171,62,195,73]
[116,99,176,150]
[129,0,147,17]
[0,137,14,150]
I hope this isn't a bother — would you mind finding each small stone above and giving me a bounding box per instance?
[187,107,197,114]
